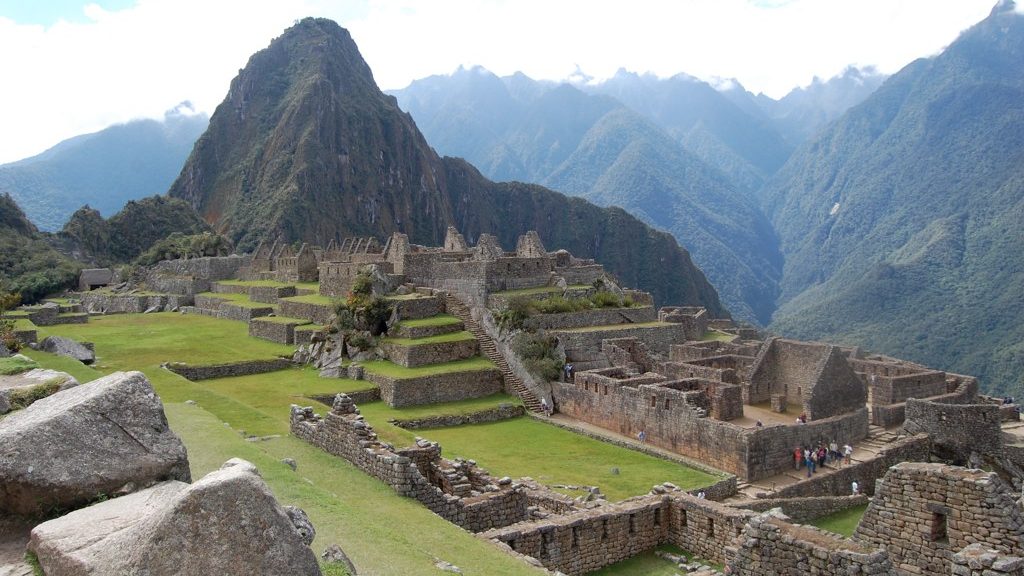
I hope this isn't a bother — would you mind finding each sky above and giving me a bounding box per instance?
[0,0,1000,164]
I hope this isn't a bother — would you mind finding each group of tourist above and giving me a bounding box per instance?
[793,441,854,477]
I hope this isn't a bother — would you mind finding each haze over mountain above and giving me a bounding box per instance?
[168,18,725,316]
[0,105,207,232]
[764,0,1024,394]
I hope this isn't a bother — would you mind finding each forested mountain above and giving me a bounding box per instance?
[0,106,208,231]
[168,18,726,315]
[392,69,782,323]
[763,1,1024,394]
[0,194,80,302]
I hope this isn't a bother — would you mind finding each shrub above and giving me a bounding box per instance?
[347,333,375,351]
[590,290,623,308]
[511,332,563,381]
[495,297,533,333]
[350,271,373,297]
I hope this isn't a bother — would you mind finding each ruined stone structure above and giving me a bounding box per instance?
[246,240,319,283]
[316,227,612,306]
[855,463,1024,575]
[291,394,554,532]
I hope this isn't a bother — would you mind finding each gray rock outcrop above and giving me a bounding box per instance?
[0,368,79,414]
[29,458,322,576]
[0,370,190,516]
[39,335,95,364]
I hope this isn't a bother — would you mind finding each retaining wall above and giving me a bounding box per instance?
[165,358,292,381]
[366,368,504,407]
[523,306,656,331]
[379,338,479,368]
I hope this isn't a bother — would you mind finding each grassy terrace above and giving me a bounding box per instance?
[809,503,869,537]
[555,321,675,333]
[381,331,475,346]
[0,355,38,375]
[197,291,252,303]
[24,312,726,575]
[361,356,496,379]
[396,315,462,328]
[13,319,36,331]
[701,329,737,342]
[281,293,337,306]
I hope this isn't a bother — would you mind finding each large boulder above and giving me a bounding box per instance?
[0,368,79,414]
[39,335,95,364]
[0,371,189,516]
[29,459,322,576]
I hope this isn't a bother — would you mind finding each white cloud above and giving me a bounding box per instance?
[0,0,997,164]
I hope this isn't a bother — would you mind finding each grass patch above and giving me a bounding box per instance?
[490,286,563,297]
[282,294,337,306]
[381,331,475,346]
[361,357,496,379]
[358,393,520,445]
[0,356,38,375]
[13,319,36,331]
[223,300,276,310]
[24,551,43,576]
[420,418,722,501]
[295,281,320,291]
[809,503,869,537]
[700,330,737,342]
[590,544,694,576]
[7,379,64,410]
[555,321,674,333]
[2,311,31,319]
[197,291,252,303]
[395,315,462,328]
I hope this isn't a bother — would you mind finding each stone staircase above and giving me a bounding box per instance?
[442,293,543,413]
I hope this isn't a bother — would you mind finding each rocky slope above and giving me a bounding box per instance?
[169,18,725,314]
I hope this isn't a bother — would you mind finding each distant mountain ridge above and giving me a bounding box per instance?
[763,1,1024,394]
[0,106,208,231]
[391,67,799,323]
[168,18,726,316]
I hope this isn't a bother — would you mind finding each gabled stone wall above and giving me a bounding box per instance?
[854,463,1024,575]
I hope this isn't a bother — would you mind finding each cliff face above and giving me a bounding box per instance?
[169,18,726,314]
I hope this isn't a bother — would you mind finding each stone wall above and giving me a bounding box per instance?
[248,318,309,344]
[731,494,869,523]
[81,293,188,314]
[747,338,867,421]
[291,395,530,533]
[164,358,292,381]
[854,463,1024,575]
[951,544,1024,576]
[555,323,689,357]
[555,264,606,287]
[522,306,656,331]
[483,495,671,576]
[769,434,930,498]
[379,338,479,368]
[278,300,334,325]
[668,495,755,565]
[904,399,1003,461]
[726,513,893,575]
[219,302,275,322]
[390,404,526,429]
[146,255,250,295]
[742,408,870,481]
[391,296,446,321]
[249,285,297,303]
[365,368,504,407]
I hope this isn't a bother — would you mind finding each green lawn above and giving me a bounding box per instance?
[396,315,462,328]
[357,394,520,445]
[281,293,337,306]
[381,330,475,346]
[809,504,869,537]
[361,356,496,379]
[421,418,721,502]
[19,349,102,383]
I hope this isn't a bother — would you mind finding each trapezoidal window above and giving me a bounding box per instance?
[930,512,948,543]
[680,509,688,527]
[651,396,657,408]
[707,517,715,537]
